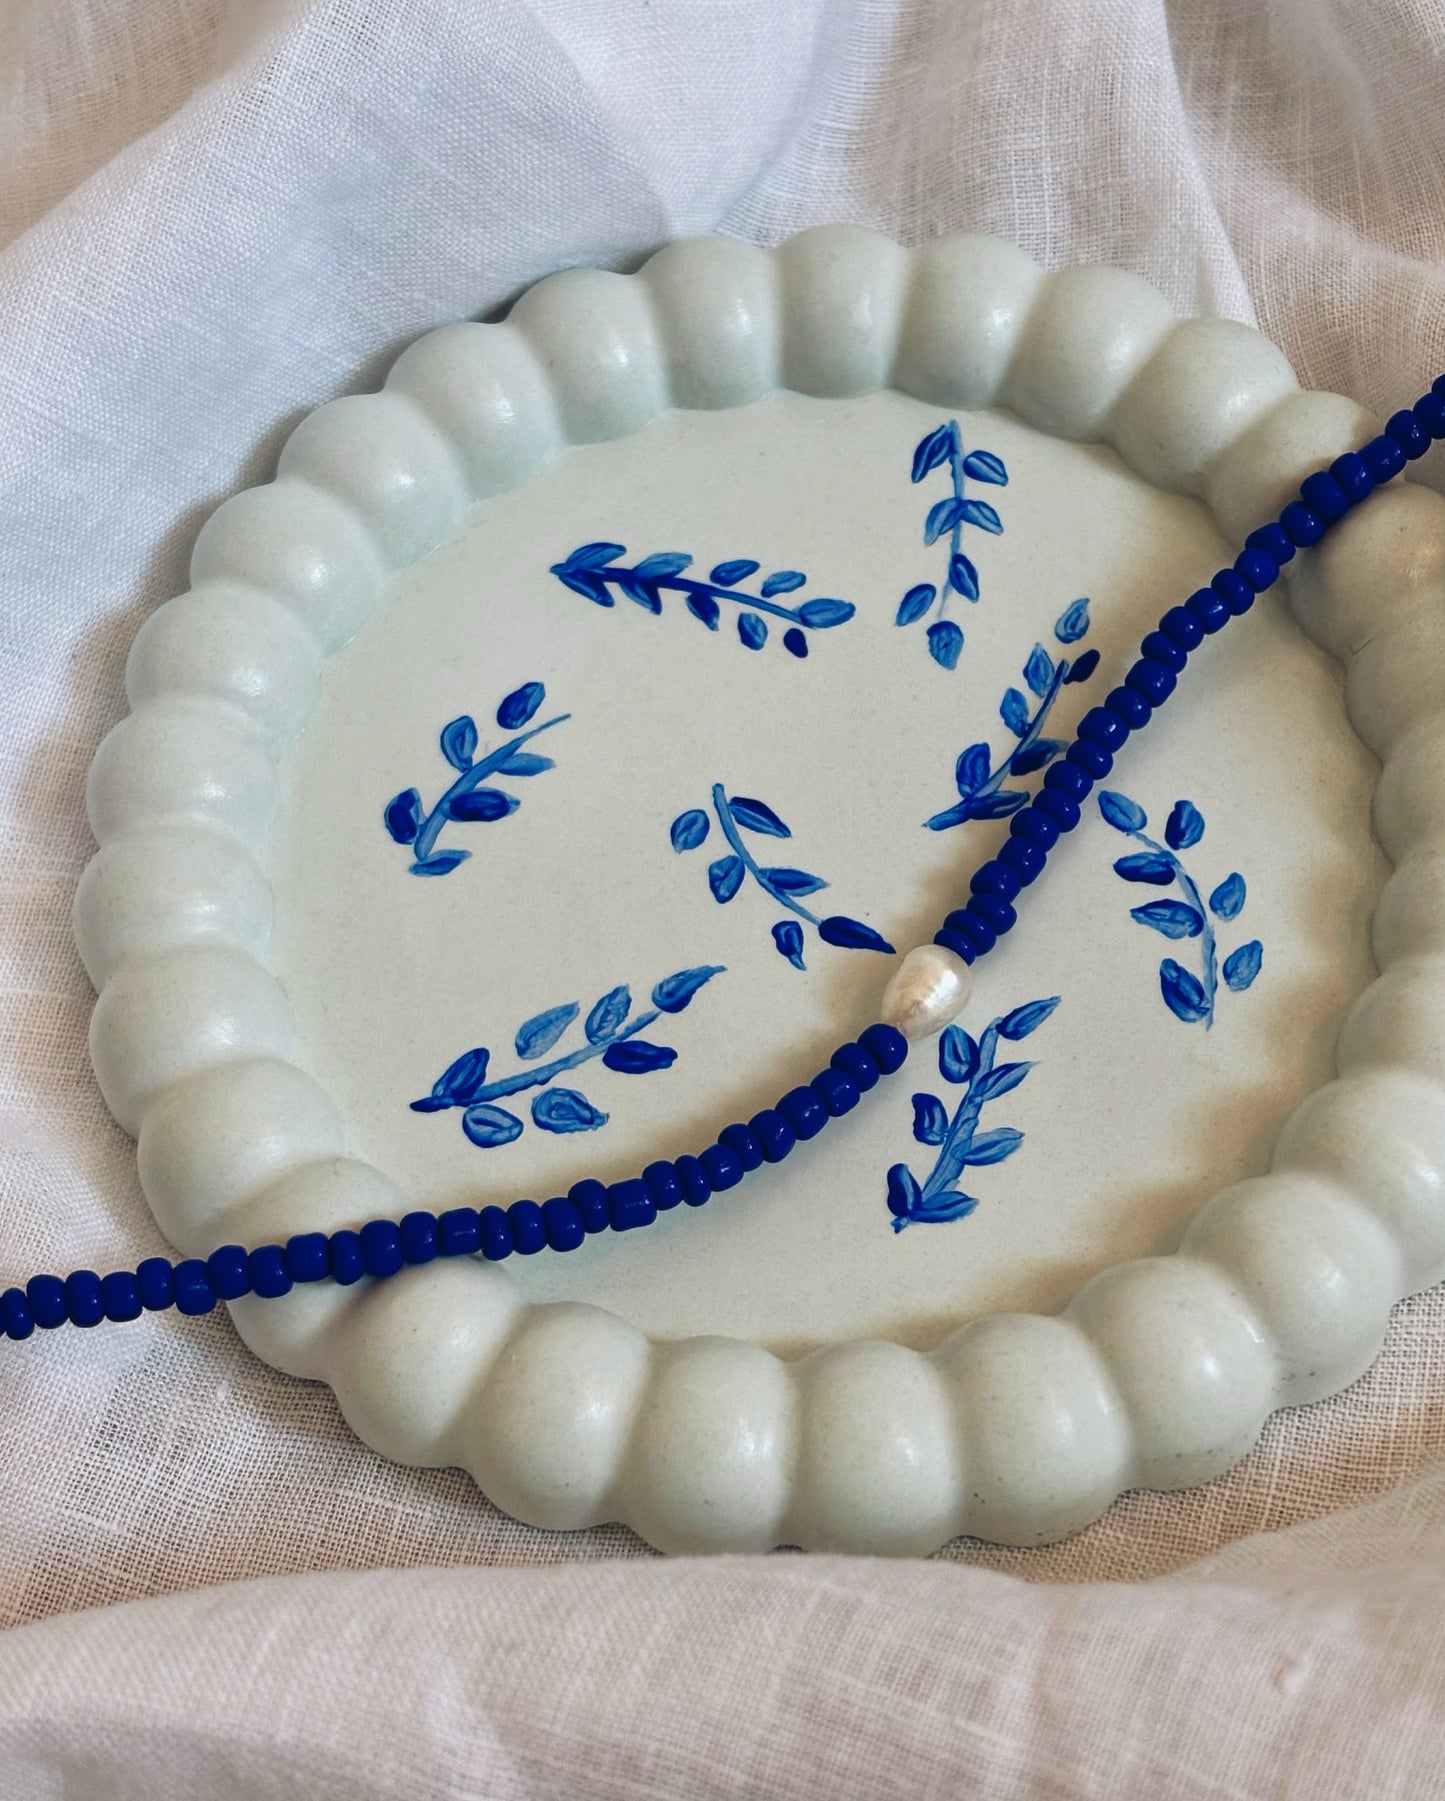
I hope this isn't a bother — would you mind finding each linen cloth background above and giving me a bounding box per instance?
[2,0,1445,1791]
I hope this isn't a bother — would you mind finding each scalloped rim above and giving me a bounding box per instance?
[76,226,1445,1556]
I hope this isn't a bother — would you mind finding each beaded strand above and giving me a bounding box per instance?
[5,379,1442,1341]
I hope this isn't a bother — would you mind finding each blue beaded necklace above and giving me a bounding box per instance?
[6,382,1443,1343]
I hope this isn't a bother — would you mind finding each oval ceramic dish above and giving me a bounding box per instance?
[77,227,1445,1556]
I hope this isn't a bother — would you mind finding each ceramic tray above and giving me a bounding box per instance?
[76,227,1445,1555]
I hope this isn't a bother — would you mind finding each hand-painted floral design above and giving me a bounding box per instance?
[895,419,1009,670]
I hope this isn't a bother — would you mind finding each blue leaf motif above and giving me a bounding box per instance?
[796,597,854,629]
[886,1162,922,1219]
[1159,958,1210,1023]
[1000,687,1029,736]
[711,558,760,587]
[531,1088,608,1135]
[1065,648,1100,685]
[495,681,545,730]
[616,573,661,612]
[959,498,1003,534]
[514,1003,578,1061]
[1024,644,1055,699]
[708,855,744,902]
[634,551,691,578]
[384,789,421,844]
[771,919,806,969]
[764,867,827,896]
[760,569,806,596]
[974,1061,1033,1102]
[440,715,477,771]
[686,593,720,630]
[1130,901,1204,939]
[938,1025,979,1084]
[1223,940,1263,992]
[896,583,935,627]
[448,789,517,823]
[925,801,972,831]
[410,850,470,876]
[737,613,768,650]
[1054,597,1091,643]
[461,1103,523,1148]
[955,742,991,796]
[1098,791,1148,833]
[948,553,980,600]
[497,751,553,776]
[911,424,954,483]
[651,965,725,1012]
[1210,872,1246,920]
[783,628,808,658]
[927,620,964,669]
[1165,799,1205,851]
[1010,739,1062,777]
[996,996,1061,1040]
[965,790,1028,820]
[431,1045,490,1104]
[907,1192,980,1225]
[911,1093,948,1145]
[670,808,710,852]
[585,985,631,1042]
[818,916,895,954]
[551,566,612,604]
[924,497,968,545]
[562,541,625,570]
[961,1126,1024,1166]
[602,1041,677,1074]
[961,448,1007,485]
[730,797,790,837]
[1114,852,1176,885]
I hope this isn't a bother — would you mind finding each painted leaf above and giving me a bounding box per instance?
[562,541,626,570]
[959,498,1003,534]
[708,854,745,902]
[730,796,790,837]
[409,1096,450,1113]
[961,448,1008,485]
[461,1103,524,1147]
[1054,597,1091,643]
[1130,900,1204,939]
[927,619,964,670]
[550,566,612,605]
[796,597,854,629]
[772,919,806,970]
[896,583,936,627]
[651,965,725,1013]
[1223,939,1264,992]
[602,1040,678,1074]
[783,628,808,659]
[818,915,896,953]
[1024,643,1055,699]
[974,1060,1033,1102]
[996,995,1061,1040]
[513,1003,578,1061]
[1065,648,1101,685]
[1098,790,1147,833]
[924,496,968,545]
[634,551,691,578]
[531,1088,609,1135]
[1010,739,1063,777]
[764,867,827,896]
[384,788,422,844]
[737,612,768,650]
[1113,852,1176,885]
[431,1045,490,1104]
[495,681,545,730]
[585,984,632,1043]
[670,808,710,852]
[925,801,972,831]
[938,1024,979,1084]
[410,850,470,875]
[1159,958,1210,1023]
[965,789,1028,820]
[617,573,661,612]
[440,715,478,771]
[1210,872,1247,920]
[1165,798,1205,851]
[911,1093,948,1145]
[449,788,517,822]
[496,751,553,777]
[885,1161,922,1219]
[961,1126,1024,1166]
[1000,687,1030,736]
[911,423,955,483]
[686,593,720,630]
[906,1191,979,1225]
[955,742,992,796]
[711,558,760,587]
[760,569,806,596]
[948,553,980,600]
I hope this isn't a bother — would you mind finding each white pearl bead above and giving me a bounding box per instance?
[880,944,974,1041]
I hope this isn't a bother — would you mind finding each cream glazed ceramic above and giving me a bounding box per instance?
[76,227,1445,1556]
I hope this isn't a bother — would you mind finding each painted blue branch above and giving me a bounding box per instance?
[411,712,570,864]
[588,567,810,626]
[939,437,966,622]
[417,1008,659,1110]
[712,783,820,924]
[918,1022,1000,1208]
[974,662,1067,802]
[1129,827,1218,1028]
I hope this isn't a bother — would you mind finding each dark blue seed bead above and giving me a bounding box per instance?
[1141,630,1186,673]
[359,1219,403,1279]
[100,1272,141,1323]
[1186,585,1232,631]
[399,1211,438,1264]
[1161,603,1205,649]
[1234,546,1279,592]
[3,1288,33,1339]
[1278,501,1325,548]
[970,857,1022,900]
[329,1230,365,1285]
[66,1269,105,1327]
[1065,740,1113,781]
[1106,684,1150,729]
[1245,522,1294,566]
[1126,659,1176,706]
[750,1108,797,1160]
[700,1142,746,1191]
[944,907,994,954]
[542,1196,585,1252]
[137,1258,174,1311]
[479,1206,513,1260]
[968,891,1019,932]
[207,1244,250,1300]
[830,1041,882,1093]
[605,1183,654,1234]
[508,1199,548,1253]
[1211,568,1254,616]
[812,1066,860,1117]
[1011,808,1060,851]
[1387,408,1430,460]
[644,1159,683,1210]
[438,1207,481,1256]
[1032,789,1080,833]
[1329,452,1374,503]
[568,1179,610,1234]
[779,1084,829,1139]
[933,927,975,964]
[170,1262,214,1318]
[27,1274,68,1329]
[249,1245,292,1299]
[858,1023,908,1075]
[999,835,1048,881]
[719,1124,764,1172]
[1415,393,1445,440]
[1359,433,1406,484]
[1300,471,1350,524]
[285,1233,329,1283]
[1077,705,1127,750]
[675,1154,712,1206]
